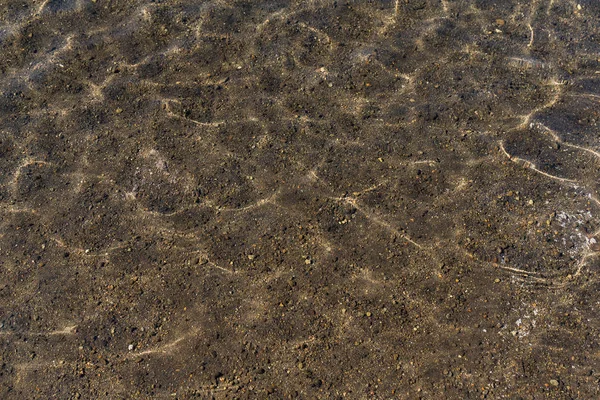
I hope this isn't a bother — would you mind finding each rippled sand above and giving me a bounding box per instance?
[1,0,599,397]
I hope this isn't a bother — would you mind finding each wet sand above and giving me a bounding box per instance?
[1,0,600,398]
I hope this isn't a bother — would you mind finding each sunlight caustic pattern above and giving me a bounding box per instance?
[0,0,599,397]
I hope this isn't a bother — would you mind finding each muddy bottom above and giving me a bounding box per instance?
[1,0,600,398]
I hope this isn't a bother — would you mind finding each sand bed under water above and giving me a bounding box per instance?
[0,0,600,398]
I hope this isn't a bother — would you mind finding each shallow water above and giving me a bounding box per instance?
[1,0,599,397]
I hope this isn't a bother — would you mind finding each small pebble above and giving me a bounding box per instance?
[550,379,559,386]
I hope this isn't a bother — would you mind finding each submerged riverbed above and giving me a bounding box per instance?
[1,0,599,398]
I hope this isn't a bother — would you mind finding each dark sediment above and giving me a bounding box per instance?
[1,0,600,398]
